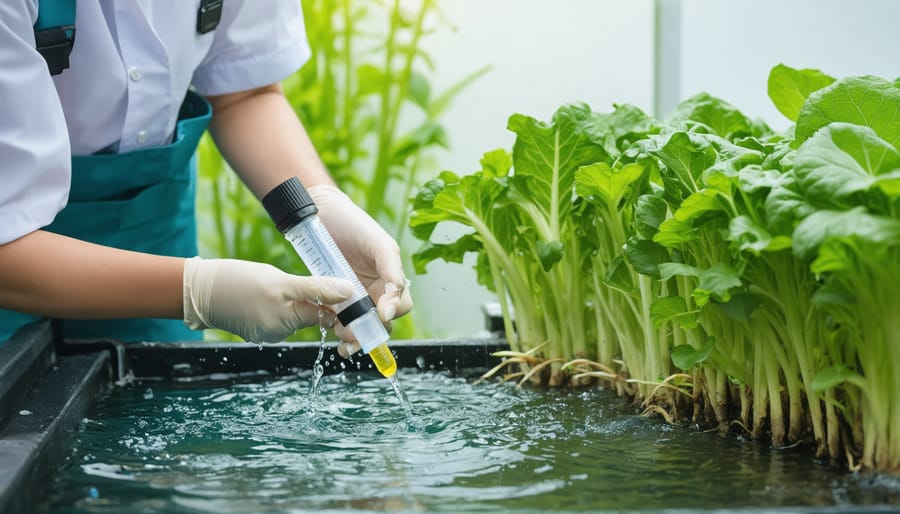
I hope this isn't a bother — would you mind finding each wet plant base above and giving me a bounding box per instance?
[38,371,900,513]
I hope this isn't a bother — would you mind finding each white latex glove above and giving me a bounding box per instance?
[182,256,354,343]
[308,184,413,356]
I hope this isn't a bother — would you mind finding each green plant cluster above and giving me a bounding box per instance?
[410,64,900,472]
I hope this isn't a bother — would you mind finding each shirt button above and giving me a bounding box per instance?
[136,130,147,144]
[129,67,142,81]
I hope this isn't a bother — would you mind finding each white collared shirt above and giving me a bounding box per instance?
[0,0,310,244]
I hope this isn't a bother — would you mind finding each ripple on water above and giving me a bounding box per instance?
[38,371,900,514]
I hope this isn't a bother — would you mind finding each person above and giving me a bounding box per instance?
[0,0,412,354]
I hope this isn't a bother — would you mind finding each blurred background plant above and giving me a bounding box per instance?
[196,0,488,341]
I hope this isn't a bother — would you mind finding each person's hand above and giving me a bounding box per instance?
[182,257,354,342]
[308,185,413,356]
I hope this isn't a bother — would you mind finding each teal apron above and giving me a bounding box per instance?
[0,91,211,343]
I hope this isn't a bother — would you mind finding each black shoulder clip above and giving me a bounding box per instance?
[35,25,76,76]
[197,0,223,34]
[33,0,77,76]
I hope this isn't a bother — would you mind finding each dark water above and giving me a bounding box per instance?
[38,371,900,513]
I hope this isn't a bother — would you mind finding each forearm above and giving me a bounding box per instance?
[205,83,334,199]
[0,230,184,320]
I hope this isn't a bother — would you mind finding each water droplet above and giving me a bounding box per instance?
[222,356,228,363]
[87,486,99,499]
[329,354,335,361]
[143,388,154,400]
[257,343,263,351]
[416,356,426,369]
[308,330,327,397]
[18,409,31,416]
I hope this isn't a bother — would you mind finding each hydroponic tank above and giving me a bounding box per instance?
[262,177,397,377]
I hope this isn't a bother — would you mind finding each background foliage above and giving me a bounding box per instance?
[196,0,486,341]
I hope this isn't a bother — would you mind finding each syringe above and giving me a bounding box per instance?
[262,177,397,377]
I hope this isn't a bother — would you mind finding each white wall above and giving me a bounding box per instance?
[408,0,656,338]
[676,0,900,130]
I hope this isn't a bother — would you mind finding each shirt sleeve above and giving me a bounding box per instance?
[191,0,311,96]
[0,0,71,245]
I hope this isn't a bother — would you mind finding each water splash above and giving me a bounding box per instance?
[307,306,328,400]
[388,375,416,426]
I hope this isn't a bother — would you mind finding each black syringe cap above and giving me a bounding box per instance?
[262,177,319,233]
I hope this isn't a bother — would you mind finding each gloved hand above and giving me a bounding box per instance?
[308,184,413,356]
[182,256,354,343]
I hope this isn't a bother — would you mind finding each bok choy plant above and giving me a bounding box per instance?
[411,64,900,472]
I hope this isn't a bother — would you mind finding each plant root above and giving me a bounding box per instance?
[642,404,675,424]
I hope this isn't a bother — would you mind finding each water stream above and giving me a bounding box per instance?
[38,371,900,513]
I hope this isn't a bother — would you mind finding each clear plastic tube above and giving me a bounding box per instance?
[284,217,397,378]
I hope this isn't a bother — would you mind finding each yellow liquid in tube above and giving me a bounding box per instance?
[368,342,397,378]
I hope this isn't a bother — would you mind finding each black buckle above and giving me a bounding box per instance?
[197,0,223,34]
[35,25,75,76]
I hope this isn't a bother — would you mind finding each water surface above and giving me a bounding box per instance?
[39,371,900,513]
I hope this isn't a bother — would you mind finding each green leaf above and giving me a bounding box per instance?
[654,217,696,247]
[767,64,836,122]
[575,162,646,208]
[668,93,756,139]
[671,337,715,371]
[659,262,700,281]
[654,132,718,197]
[650,295,699,329]
[713,292,761,323]
[411,234,482,274]
[536,240,564,271]
[623,237,670,278]
[764,174,816,236]
[604,254,636,294]
[811,280,856,309]
[407,70,431,109]
[796,76,900,150]
[694,263,742,306]
[356,64,385,97]
[634,194,668,239]
[728,215,792,255]
[812,364,858,392]
[480,149,512,179]
[411,178,443,210]
[591,103,655,156]
[792,208,900,261]
[673,188,728,224]
[738,166,786,194]
[508,103,610,229]
[794,123,900,205]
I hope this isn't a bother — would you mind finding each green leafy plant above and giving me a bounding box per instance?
[411,64,900,471]
[197,0,487,340]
